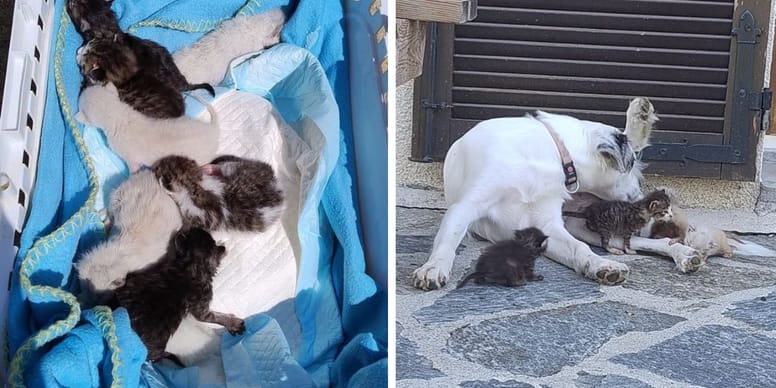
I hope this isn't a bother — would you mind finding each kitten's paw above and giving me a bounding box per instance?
[723,251,734,258]
[590,259,629,285]
[225,316,246,335]
[411,258,452,291]
[606,247,625,255]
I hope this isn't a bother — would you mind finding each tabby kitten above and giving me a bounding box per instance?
[70,0,215,117]
[152,155,284,232]
[457,227,548,288]
[77,37,186,118]
[563,189,672,255]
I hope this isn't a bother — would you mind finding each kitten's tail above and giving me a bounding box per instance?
[562,211,586,218]
[456,272,480,288]
[190,82,216,97]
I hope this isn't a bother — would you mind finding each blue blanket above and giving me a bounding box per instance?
[7,0,387,386]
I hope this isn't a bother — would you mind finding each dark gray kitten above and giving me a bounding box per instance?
[563,189,672,255]
[152,155,284,232]
[110,228,245,364]
[457,227,548,288]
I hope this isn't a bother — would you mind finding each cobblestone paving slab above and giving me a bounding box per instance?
[446,302,685,377]
[622,256,776,299]
[612,325,776,387]
[459,379,534,388]
[413,258,602,324]
[397,235,466,255]
[397,323,444,380]
[397,207,446,235]
[574,372,653,388]
[724,291,776,330]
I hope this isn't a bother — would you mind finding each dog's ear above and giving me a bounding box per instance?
[597,144,628,172]
[624,97,658,152]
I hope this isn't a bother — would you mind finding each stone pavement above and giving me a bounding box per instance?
[396,188,776,388]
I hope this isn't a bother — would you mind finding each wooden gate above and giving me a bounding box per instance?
[412,0,772,180]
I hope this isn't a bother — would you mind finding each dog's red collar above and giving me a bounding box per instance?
[535,116,579,193]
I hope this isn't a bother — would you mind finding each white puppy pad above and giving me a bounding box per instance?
[165,89,309,375]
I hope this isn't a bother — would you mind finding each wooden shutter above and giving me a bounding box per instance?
[412,0,772,180]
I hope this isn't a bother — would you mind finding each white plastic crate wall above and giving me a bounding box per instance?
[0,0,55,379]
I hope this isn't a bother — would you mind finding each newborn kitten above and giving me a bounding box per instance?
[457,227,548,288]
[564,189,672,255]
[111,228,245,363]
[76,83,219,171]
[77,35,214,118]
[70,0,215,117]
[76,170,183,307]
[152,155,284,232]
[67,0,120,41]
[649,203,689,245]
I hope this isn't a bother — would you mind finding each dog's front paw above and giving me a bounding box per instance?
[671,244,705,273]
[411,259,452,291]
[590,259,629,285]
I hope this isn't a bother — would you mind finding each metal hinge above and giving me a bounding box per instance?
[759,88,772,131]
[420,99,453,110]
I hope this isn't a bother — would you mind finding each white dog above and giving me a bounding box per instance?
[412,98,709,290]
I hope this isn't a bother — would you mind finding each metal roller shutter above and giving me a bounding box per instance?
[412,0,772,180]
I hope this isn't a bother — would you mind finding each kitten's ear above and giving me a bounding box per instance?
[89,67,106,83]
[174,232,189,256]
[75,111,88,124]
[649,200,660,211]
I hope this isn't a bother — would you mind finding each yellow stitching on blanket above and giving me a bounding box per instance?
[9,7,102,386]
[93,307,123,388]
[381,56,388,74]
[237,0,265,16]
[127,18,225,34]
[375,26,385,43]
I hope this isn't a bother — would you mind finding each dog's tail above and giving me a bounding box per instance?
[562,210,586,218]
[625,97,658,152]
[728,236,776,257]
[456,272,481,288]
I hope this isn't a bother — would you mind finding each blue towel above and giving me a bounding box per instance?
[7,0,387,386]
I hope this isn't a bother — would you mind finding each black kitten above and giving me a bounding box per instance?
[67,0,121,41]
[457,227,548,288]
[110,228,245,364]
[152,155,285,232]
[563,189,672,255]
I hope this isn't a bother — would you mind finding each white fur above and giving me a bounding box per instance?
[172,9,286,86]
[76,170,182,306]
[76,83,220,171]
[412,98,705,290]
[729,238,776,257]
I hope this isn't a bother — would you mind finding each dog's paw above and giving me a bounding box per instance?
[590,259,629,285]
[606,247,625,255]
[670,244,705,273]
[411,260,452,291]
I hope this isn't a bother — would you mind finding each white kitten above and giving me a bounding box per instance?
[173,9,286,86]
[75,170,182,306]
[75,83,219,171]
